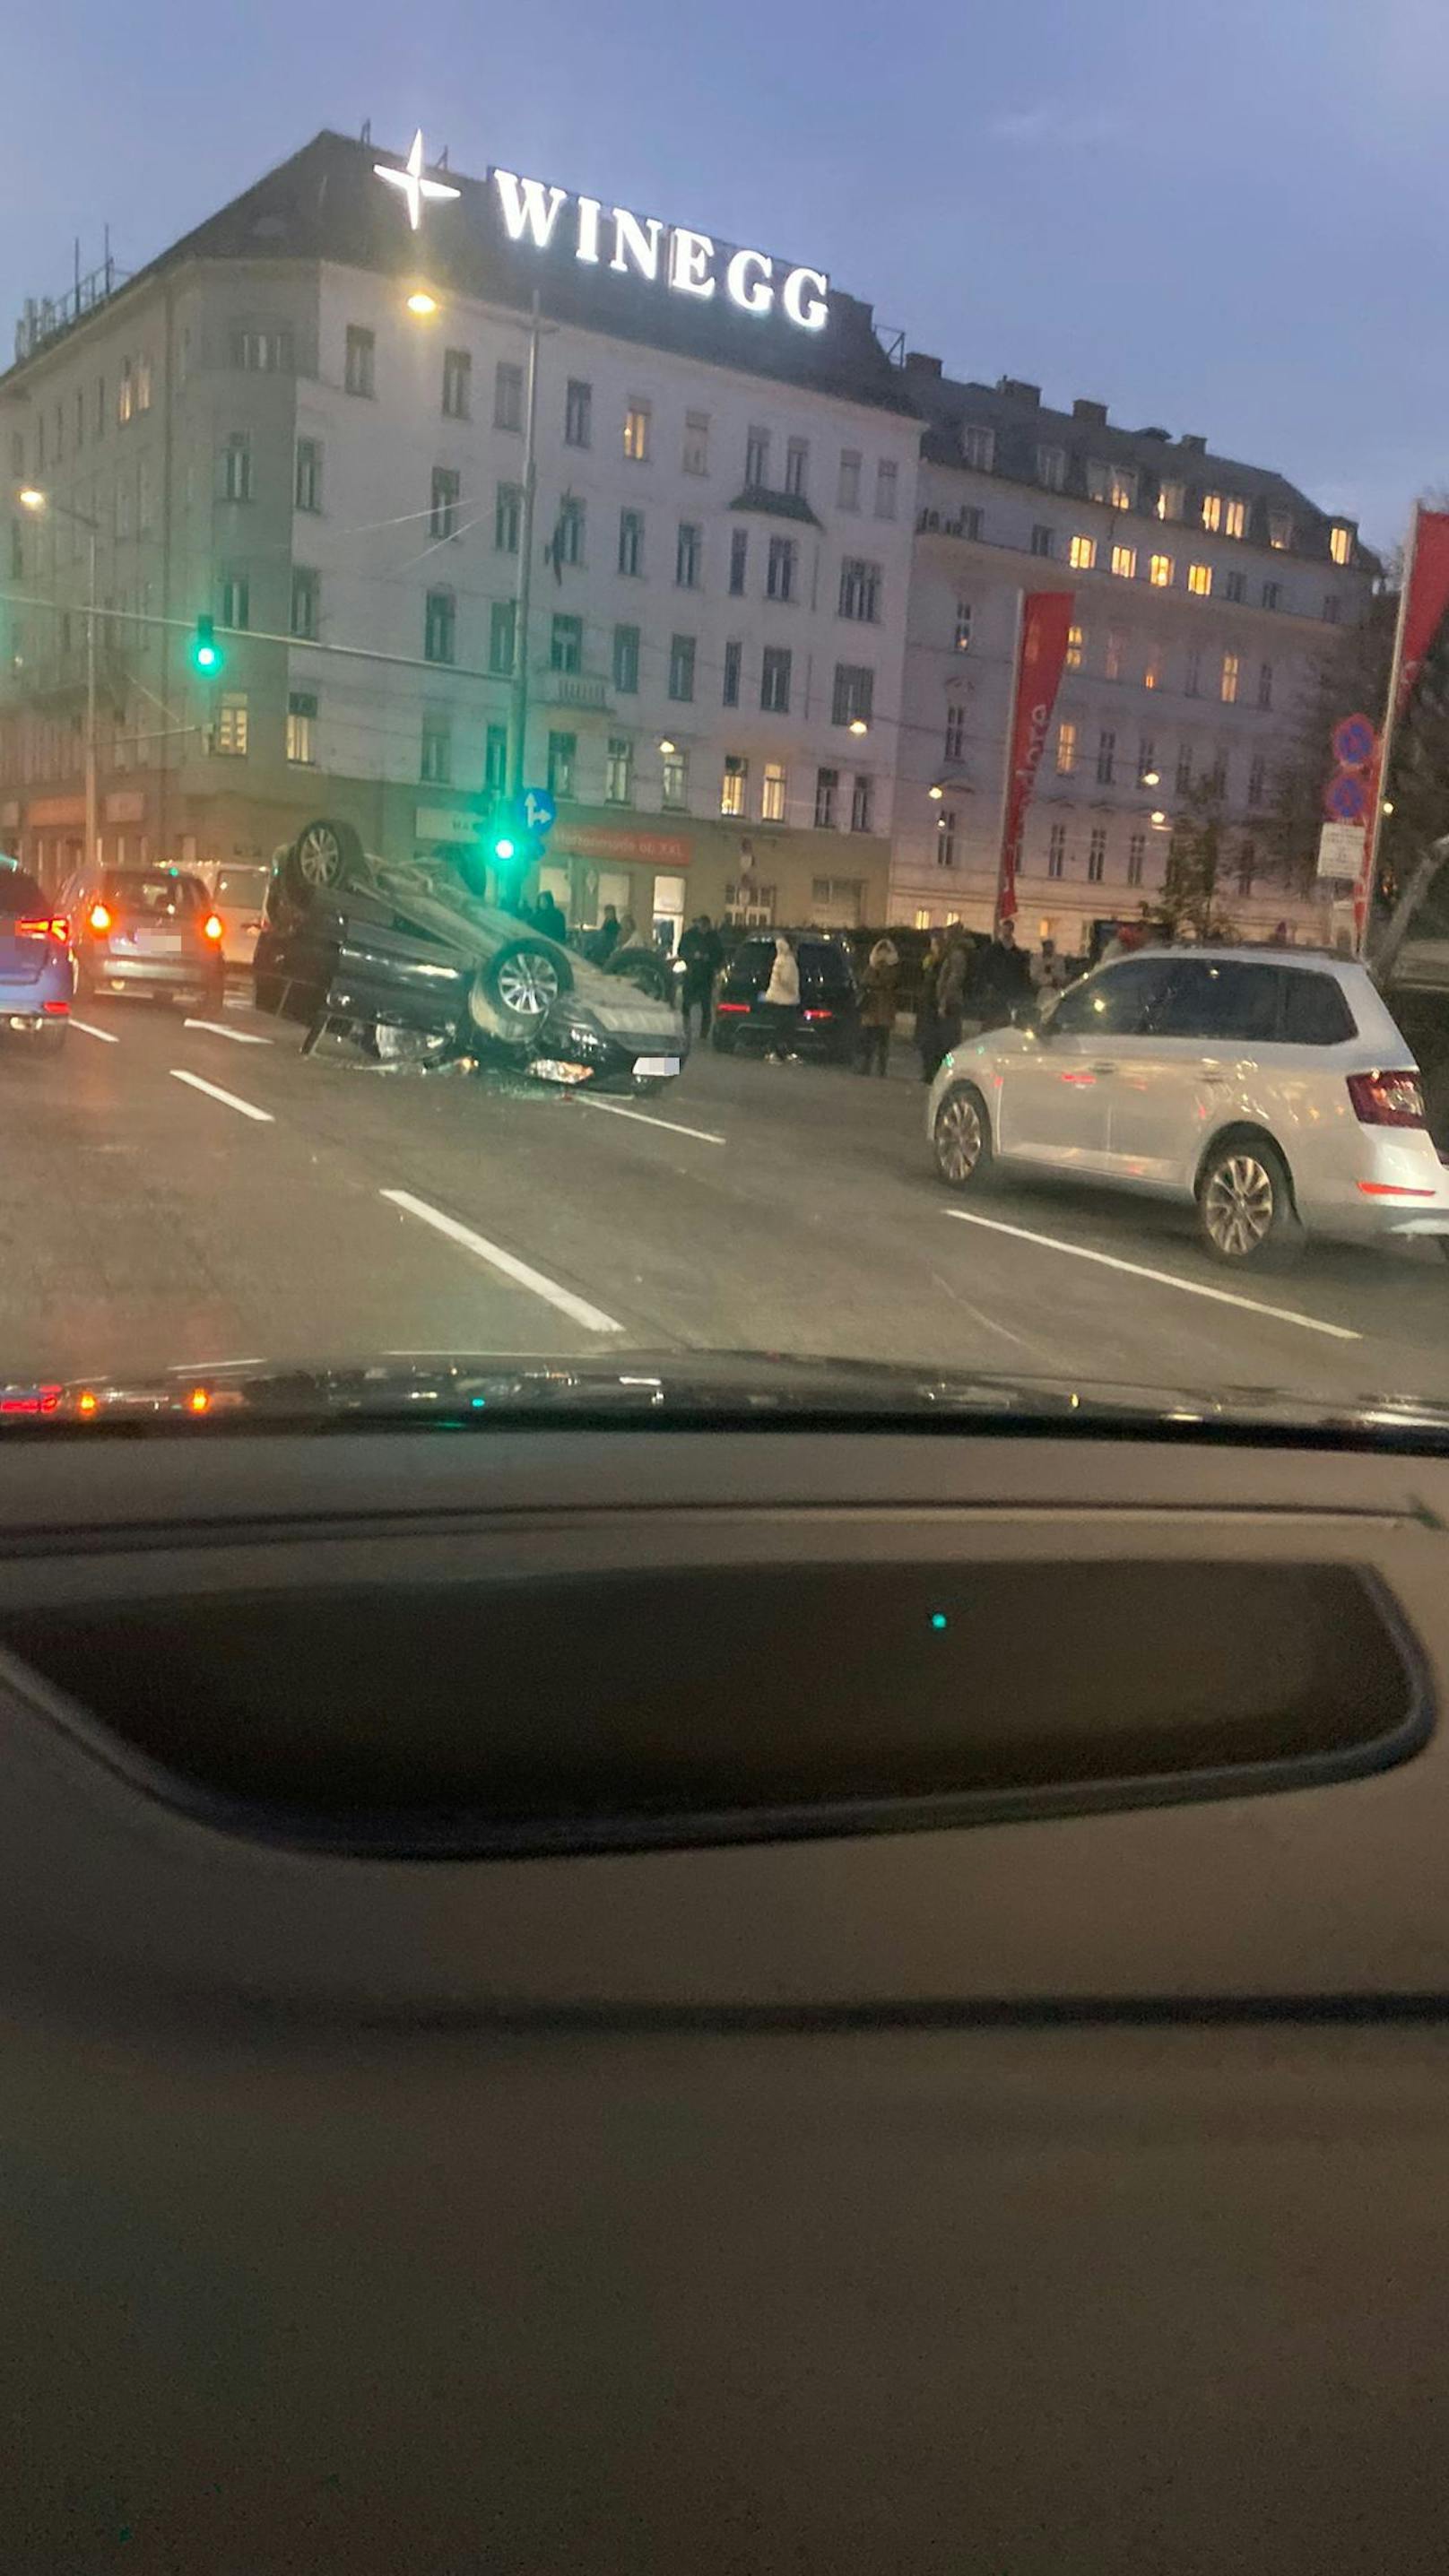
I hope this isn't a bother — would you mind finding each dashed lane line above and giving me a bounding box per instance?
[942,1207,1362,1342]
[184,1018,272,1045]
[577,1095,727,1146]
[380,1188,624,1336]
[169,1069,275,1125]
[70,1019,120,1045]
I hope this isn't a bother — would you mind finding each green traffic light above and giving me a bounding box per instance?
[195,643,219,670]
[191,613,223,676]
[494,837,516,862]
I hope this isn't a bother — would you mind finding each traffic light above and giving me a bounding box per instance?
[191,613,222,676]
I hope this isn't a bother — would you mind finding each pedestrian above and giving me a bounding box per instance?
[534,889,568,945]
[678,911,724,1042]
[916,933,944,1082]
[590,904,620,963]
[760,932,801,1062]
[855,937,899,1076]
[973,916,1034,1031]
[614,911,650,954]
[933,931,971,1062]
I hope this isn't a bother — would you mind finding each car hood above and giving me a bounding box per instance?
[4,1351,1449,1447]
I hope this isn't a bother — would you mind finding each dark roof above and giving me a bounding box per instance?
[2,131,920,421]
[728,486,821,525]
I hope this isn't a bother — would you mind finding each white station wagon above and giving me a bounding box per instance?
[928,946,1449,1266]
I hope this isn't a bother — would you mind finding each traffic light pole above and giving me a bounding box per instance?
[83,525,98,873]
[508,292,542,807]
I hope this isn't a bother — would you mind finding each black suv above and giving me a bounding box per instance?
[711,932,859,1063]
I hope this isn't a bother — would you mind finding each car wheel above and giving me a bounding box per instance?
[476,941,573,1033]
[284,818,366,900]
[933,1082,994,1190]
[1196,1134,1303,1268]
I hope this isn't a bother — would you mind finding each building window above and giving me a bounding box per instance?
[618,402,650,464]
[547,732,577,798]
[1269,511,1293,550]
[1149,552,1173,587]
[839,558,881,622]
[484,725,508,794]
[420,716,451,785]
[1037,445,1067,492]
[215,693,248,757]
[286,691,317,765]
[1087,461,1137,509]
[495,361,523,431]
[785,438,809,497]
[1202,492,1224,533]
[745,426,769,485]
[765,534,796,602]
[814,768,838,829]
[1056,720,1077,776]
[762,761,787,822]
[1262,580,1281,611]
[489,599,516,674]
[495,481,522,552]
[952,600,973,652]
[1143,643,1162,691]
[728,527,749,595]
[1127,833,1145,888]
[429,465,460,540]
[294,437,322,512]
[554,497,585,567]
[1224,570,1245,603]
[760,646,792,714]
[1248,753,1268,805]
[1257,661,1273,710]
[604,735,632,803]
[1330,523,1352,567]
[944,702,967,761]
[290,566,320,640]
[1030,524,1055,558]
[550,612,583,673]
[955,505,984,542]
[668,633,696,700]
[1105,629,1125,681]
[1137,739,1157,786]
[675,521,702,587]
[1237,846,1256,898]
[1065,622,1084,670]
[1068,534,1097,570]
[1220,652,1239,704]
[682,411,709,474]
[618,508,644,577]
[442,348,472,420]
[1184,647,1202,697]
[837,449,862,510]
[231,328,291,373]
[661,746,689,808]
[720,755,748,818]
[134,353,152,413]
[1156,481,1184,522]
[1097,730,1115,785]
[219,569,249,630]
[1047,823,1066,879]
[424,589,456,664]
[221,431,252,502]
[1224,499,1246,540]
[850,773,874,831]
[723,639,742,707]
[117,359,134,426]
[831,664,873,727]
[565,377,592,447]
[874,459,898,518]
[1323,594,1341,624]
[1111,543,1137,579]
[344,325,375,396]
[961,423,995,472]
[1087,828,1106,884]
[612,623,639,693]
[1176,744,1193,794]
[1187,562,1212,597]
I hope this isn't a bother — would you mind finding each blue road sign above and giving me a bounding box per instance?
[521,787,556,836]
[1332,714,1376,770]
[1326,771,1367,824]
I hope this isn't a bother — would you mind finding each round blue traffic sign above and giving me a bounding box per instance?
[1326,771,1367,824]
[1332,714,1376,771]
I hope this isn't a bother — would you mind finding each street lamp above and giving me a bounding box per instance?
[1141,768,1160,787]
[405,291,439,316]
[17,485,100,876]
[848,716,869,737]
[927,782,944,800]
[658,738,676,757]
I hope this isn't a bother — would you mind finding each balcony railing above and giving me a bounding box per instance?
[536,665,612,711]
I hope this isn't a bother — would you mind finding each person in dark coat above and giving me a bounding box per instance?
[855,939,899,1076]
[589,905,620,963]
[916,934,945,1083]
[973,918,1034,1031]
[933,932,971,1062]
[678,912,724,1042]
[534,890,568,945]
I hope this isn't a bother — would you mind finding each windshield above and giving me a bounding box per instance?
[2,25,1448,1436]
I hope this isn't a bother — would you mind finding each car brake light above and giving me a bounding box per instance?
[802,1009,835,1021]
[1346,1071,1426,1128]
[716,1001,749,1014]
[41,1001,69,1016]
[88,902,112,934]
[187,1386,211,1415]
[16,915,67,941]
[202,913,224,941]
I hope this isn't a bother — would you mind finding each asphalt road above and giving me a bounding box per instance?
[4,990,1448,1409]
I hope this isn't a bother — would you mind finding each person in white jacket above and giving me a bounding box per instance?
[760,934,801,1062]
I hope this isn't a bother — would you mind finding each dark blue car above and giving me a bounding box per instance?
[0,860,74,1054]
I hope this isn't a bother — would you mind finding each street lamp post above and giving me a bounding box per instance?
[19,487,100,877]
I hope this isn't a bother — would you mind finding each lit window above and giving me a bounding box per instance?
[1224,499,1245,540]
[1187,562,1212,597]
[720,755,748,818]
[1037,445,1067,492]
[1268,511,1293,551]
[683,412,709,474]
[117,359,134,425]
[285,691,317,766]
[604,736,632,803]
[420,716,451,784]
[135,354,152,412]
[1068,534,1097,570]
[915,909,931,930]
[1330,523,1352,567]
[1055,720,1077,776]
[961,423,995,472]
[761,761,786,822]
[623,403,651,462]
[1220,653,1239,704]
[1156,481,1184,522]
[1149,553,1173,587]
[1202,492,1223,532]
[1088,461,1136,510]
[1065,623,1084,670]
[215,693,248,757]
[1111,544,1136,579]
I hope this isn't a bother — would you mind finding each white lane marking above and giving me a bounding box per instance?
[184,1017,272,1045]
[71,1018,120,1045]
[942,1208,1362,1342]
[381,1188,623,1336]
[577,1095,726,1147]
[169,1068,274,1125]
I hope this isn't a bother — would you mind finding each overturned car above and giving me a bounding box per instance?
[252,817,686,1091]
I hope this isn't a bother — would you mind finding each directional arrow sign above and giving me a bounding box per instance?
[522,787,557,836]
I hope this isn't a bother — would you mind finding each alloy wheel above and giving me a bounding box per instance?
[295,824,343,888]
[496,950,562,1019]
[937,1090,984,1183]
[1202,1153,1275,1259]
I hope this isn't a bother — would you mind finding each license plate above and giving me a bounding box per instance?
[634,1056,680,1078]
[134,929,181,955]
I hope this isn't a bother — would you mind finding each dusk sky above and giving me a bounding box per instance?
[6,0,1444,548]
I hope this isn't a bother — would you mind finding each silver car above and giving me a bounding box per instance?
[928,945,1449,1266]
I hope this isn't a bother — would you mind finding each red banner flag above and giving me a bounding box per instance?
[995,592,1075,923]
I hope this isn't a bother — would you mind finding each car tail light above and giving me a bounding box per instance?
[88,902,112,934]
[17,915,68,942]
[1346,1071,1427,1128]
[187,1387,211,1416]
[802,1009,835,1022]
[0,1386,61,1417]
[716,1001,749,1015]
[41,1001,69,1017]
[202,913,224,941]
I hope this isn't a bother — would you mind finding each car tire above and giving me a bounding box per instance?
[473,941,573,1035]
[1195,1132,1304,1268]
[284,818,366,901]
[933,1081,995,1190]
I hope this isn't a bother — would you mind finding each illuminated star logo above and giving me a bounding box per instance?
[373,130,461,232]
